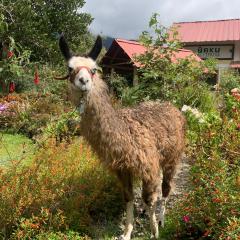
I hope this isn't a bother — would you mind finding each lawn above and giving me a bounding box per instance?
[0,132,36,166]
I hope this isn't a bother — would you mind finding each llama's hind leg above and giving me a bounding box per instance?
[142,178,160,239]
[160,163,177,227]
[116,170,134,240]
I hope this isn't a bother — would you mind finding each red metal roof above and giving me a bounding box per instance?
[173,19,240,43]
[115,39,201,67]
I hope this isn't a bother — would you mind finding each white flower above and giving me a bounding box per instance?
[182,105,205,123]
[181,105,191,112]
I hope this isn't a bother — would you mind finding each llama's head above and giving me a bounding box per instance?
[58,34,102,92]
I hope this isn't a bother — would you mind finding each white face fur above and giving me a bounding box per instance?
[68,56,98,92]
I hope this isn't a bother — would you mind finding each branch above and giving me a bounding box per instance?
[0,3,15,23]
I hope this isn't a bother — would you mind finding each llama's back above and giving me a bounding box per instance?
[119,101,186,169]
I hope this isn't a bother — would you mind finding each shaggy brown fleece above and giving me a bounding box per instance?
[70,74,186,183]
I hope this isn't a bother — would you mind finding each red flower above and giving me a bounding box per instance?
[183,215,190,223]
[203,230,211,237]
[7,51,14,59]
[212,197,221,203]
[34,68,40,85]
[9,82,15,93]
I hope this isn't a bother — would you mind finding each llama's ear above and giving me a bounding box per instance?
[59,33,72,61]
[88,36,102,60]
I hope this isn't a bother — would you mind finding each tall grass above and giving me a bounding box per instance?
[0,133,35,166]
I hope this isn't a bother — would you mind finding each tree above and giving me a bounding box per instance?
[0,0,93,62]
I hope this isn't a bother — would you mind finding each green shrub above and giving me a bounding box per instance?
[220,69,240,93]
[0,92,74,139]
[120,15,218,112]
[160,96,240,240]
[105,72,129,99]
[0,37,31,94]
[224,93,240,117]
[43,110,81,143]
[0,138,123,239]
[14,93,64,138]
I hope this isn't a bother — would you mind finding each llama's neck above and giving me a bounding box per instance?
[80,76,126,153]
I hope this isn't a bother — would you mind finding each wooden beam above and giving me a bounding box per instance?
[102,55,132,61]
[133,67,139,86]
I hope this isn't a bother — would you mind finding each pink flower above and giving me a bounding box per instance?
[183,215,190,223]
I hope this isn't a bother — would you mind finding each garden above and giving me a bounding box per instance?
[0,3,239,239]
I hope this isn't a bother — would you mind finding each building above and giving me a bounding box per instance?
[173,19,240,69]
[101,38,201,85]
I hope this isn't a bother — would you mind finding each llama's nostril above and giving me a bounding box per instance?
[79,78,85,84]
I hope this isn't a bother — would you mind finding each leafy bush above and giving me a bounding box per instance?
[121,14,218,113]
[11,93,64,137]
[43,110,81,143]
[0,91,74,139]
[220,69,240,93]
[160,96,240,240]
[105,71,129,99]
[0,37,31,94]
[0,138,123,239]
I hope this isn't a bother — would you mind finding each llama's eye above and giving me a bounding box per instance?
[68,67,73,72]
[91,68,97,75]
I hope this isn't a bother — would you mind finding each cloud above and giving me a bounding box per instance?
[82,0,240,39]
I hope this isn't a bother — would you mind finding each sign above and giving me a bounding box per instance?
[186,45,234,59]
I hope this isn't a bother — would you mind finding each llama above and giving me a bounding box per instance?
[56,34,186,240]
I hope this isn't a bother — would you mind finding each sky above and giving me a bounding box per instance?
[81,0,240,39]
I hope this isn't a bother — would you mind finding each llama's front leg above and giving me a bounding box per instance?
[148,201,159,239]
[160,163,176,227]
[142,179,160,239]
[119,200,134,240]
[117,170,134,240]
[159,197,167,227]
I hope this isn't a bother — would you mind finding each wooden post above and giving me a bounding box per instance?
[133,67,138,86]
[110,67,114,78]
[217,66,221,87]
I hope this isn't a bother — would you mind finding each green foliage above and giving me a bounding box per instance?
[43,110,81,143]
[220,69,240,93]
[0,10,239,239]
[105,71,129,99]
[0,138,123,239]
[0,0,93,62]
[32,230,89,240]
[121,14,217,113]
[0,37,31,94]
[160,96,240,240]
[0,132,35,166]
[0,92,70,138]
[0,13,8,35]
[177,81,217,113]
[223,93,240,117]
